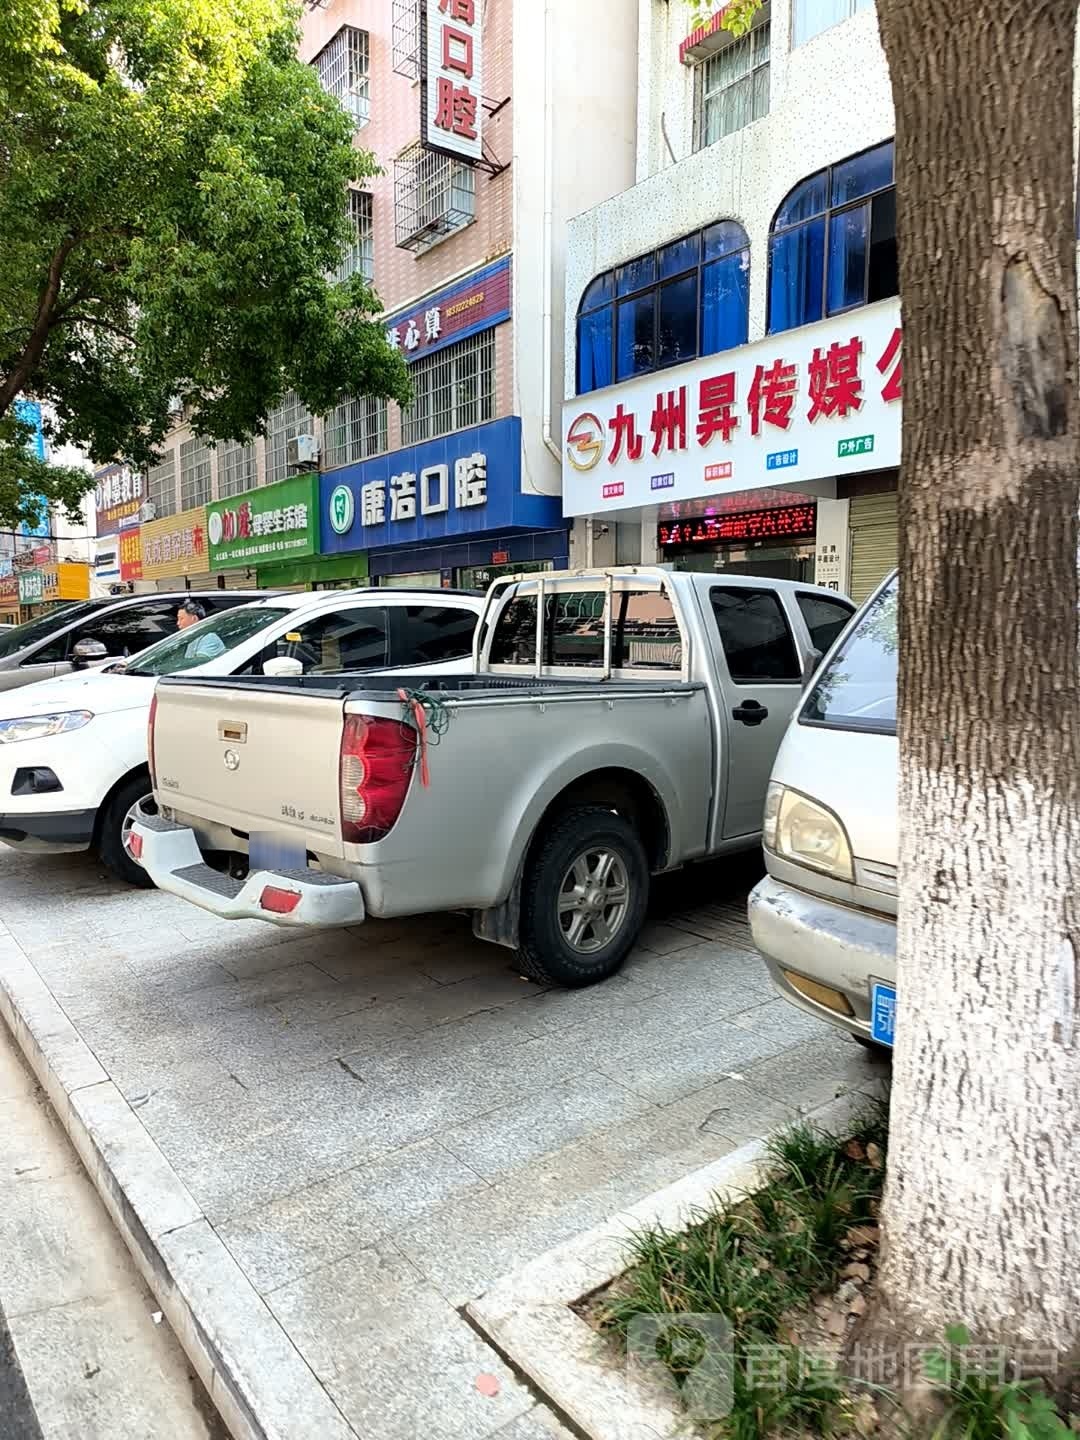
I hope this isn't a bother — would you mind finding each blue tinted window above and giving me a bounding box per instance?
[576,307,613,394]
[658,274,699,367]
[768,143,897,333]
[702,252,750,355]
[773,172,828,229]
[576,221,751,393]
[768,221,825,332]
[616,255,656,296]
[581,272,614,311]
[831,142,894,206]
[659,234,700,279]
[827,205,868,312]
[703,220,750,261]
[616,293,655,379]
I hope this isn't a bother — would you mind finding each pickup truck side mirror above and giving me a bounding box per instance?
[72,638,108,668]
[801,648,824,689]
[263,656,304,679]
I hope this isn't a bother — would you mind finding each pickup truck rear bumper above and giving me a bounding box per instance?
[130,810,366,928]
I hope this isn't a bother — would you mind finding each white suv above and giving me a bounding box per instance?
[0,588,482,886]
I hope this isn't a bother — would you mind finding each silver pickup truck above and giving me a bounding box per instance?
[132,569,854,987]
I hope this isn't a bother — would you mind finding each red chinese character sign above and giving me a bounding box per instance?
[423,0,482,164]
[561,299,903,516]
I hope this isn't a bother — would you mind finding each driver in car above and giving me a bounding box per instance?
[175,599,227,660]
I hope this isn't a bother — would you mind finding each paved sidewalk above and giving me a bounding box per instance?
[0,847,883,1440]
[0,1014,225,1440]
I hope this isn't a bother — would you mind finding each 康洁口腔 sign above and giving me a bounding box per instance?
[561,298,902,516]
[207,473,319,569]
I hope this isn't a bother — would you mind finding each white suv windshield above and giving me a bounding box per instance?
[127,607,291,676]
[801,574,897,734]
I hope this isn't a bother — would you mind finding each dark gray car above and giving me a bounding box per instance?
[0,592,271,692]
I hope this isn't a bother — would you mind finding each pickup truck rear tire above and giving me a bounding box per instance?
[98,772,156,889]
[517,806,649,988]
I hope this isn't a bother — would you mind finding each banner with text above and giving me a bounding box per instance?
[207,473,319,570]
[561,299,901,516]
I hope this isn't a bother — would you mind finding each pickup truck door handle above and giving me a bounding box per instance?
[731,700,769,726]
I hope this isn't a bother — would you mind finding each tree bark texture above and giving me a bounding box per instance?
[874,0,1080,1361]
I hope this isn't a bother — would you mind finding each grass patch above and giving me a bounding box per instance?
[596,1102,889,1440]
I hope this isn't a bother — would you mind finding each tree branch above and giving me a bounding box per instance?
[0,234,80,419]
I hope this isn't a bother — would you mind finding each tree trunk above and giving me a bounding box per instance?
[872,0,1080,1370]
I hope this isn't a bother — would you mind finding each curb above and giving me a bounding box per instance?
[467,1086,885,1440]
[0,934,358,1440]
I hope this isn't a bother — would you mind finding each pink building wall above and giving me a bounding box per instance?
[299,0,515,448]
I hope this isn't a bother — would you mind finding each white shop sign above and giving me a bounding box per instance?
[561,299,902,517]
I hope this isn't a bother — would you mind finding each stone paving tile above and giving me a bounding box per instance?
[268,1244,535,1440]
[440,1070,655,1182]
[218,1137,488,1294]
[0,846,877,1440]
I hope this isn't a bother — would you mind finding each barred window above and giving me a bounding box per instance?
[147,453,177,520]
[179,437,211,511]
[401,331,495,445]
[216,439,257,499]
[334,190,374,284]
[313,26,370,128]
[391,0,421,79]
[266,392,314,485]
[695,26,770,149]
[324,395,388,470]
[394,141,476,253]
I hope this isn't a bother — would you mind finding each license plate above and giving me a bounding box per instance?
[249,832,306,873]
[870,982,896,1048]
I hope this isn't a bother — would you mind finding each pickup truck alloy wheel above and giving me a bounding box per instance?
[558,850,630,953]
[517,804,650,988]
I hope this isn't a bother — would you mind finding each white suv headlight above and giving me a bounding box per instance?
[763,783,854,882]
[0,711,94,744]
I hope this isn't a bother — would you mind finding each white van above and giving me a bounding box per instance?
[748,571,898,1049]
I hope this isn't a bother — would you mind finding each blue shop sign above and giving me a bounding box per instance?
[319,417,563,553]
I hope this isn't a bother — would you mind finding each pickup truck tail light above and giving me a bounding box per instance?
[339,715,415,845]
[147,692,159,790]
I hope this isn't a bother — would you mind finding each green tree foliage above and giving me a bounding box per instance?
[0,0,410,527]
[684,0,761,36]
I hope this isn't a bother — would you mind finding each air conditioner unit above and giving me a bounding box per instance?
[139,500,157,522]
[287,433,320,468]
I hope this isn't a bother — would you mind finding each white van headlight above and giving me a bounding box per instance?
[0,710,94,744]
[763,783,854,882]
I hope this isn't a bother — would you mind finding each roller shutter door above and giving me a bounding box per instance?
[848,492,899,603]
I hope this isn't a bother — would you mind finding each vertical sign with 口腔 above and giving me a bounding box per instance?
[423,0,482,164]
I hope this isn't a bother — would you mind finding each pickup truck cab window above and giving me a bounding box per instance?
[710,587,800,682]
[128,607,292,676]
[795,593,855,654]
[489,587,682,671]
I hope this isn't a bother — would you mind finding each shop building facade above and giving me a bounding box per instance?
[562,0,903,601]
[126,0,637,596]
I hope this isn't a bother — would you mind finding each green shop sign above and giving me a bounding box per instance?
[207,473,319,570]
[17,570,44,604]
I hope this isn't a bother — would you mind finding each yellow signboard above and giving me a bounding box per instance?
[41,563,91,602]
[138,506,209,581]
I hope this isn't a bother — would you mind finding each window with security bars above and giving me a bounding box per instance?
[334,190,374,284]
[401,331,495,445]
[394,141,476,253]
[391,0,420,79]
[695,25,770,149]
[313,26,370,128]
[179,438,211,511]
[147,453,177,519]
[323,395,388,469]
[216,439,257,499]
[266,392,314,485]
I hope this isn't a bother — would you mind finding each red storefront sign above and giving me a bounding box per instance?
[385,256,511,363]
[119,528,143,581]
